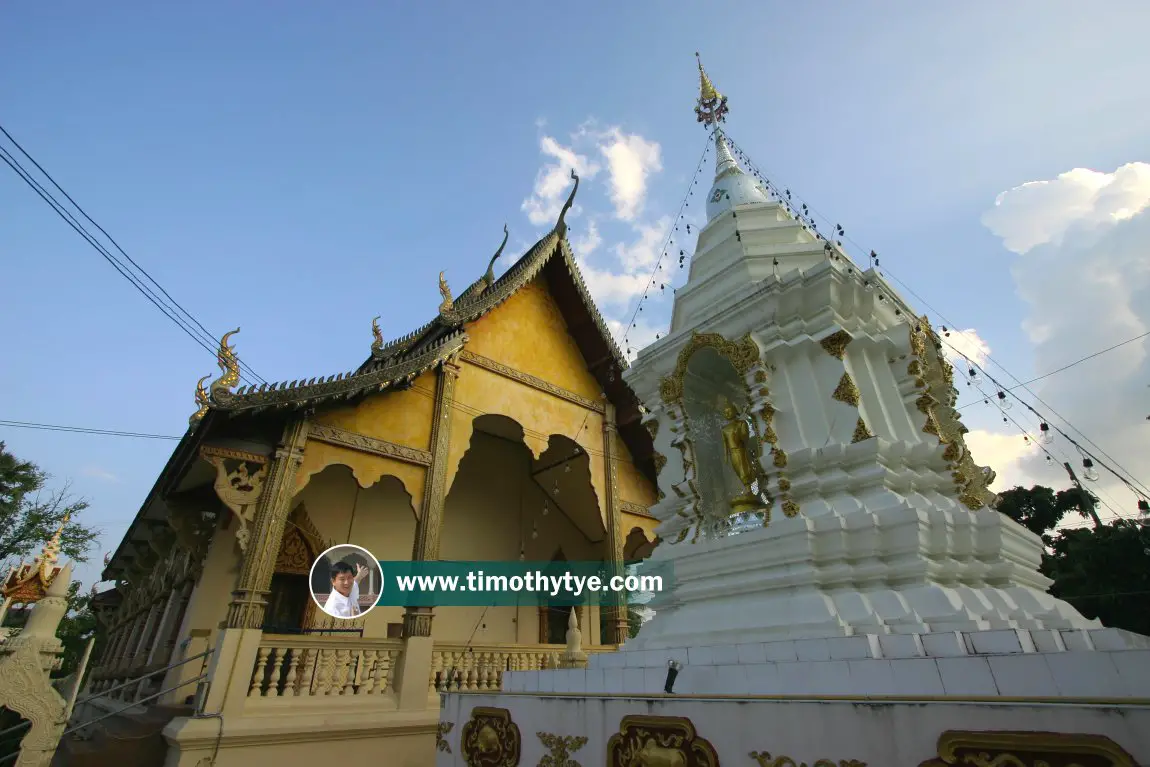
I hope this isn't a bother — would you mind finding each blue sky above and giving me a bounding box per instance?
[3,1,1149,590]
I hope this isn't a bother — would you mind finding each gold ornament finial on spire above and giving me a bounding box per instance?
[371,316,384,353]
[694,52,729,129]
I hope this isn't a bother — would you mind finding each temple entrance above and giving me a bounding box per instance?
[264,573,309,633]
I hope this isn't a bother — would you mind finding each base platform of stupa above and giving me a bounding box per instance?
[436,628,1150,765]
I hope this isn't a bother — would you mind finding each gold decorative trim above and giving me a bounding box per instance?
[460,349,606,414]
[819,329,853,360]
[208,328,241,404]
[771,447,788,469]
[658,331,759,405]
[918,729,1137,767]
[832,372,861,407]
[644,418,660,440]
[370,316,384,355]
[461,706,521,767]
[538,731,587,767]
[436,721,454,754]
[607,714,718,767]
[307,423,433,466]
[190,375,210,427]
[781,498,800,517]
[200,445,269,464]
[619,501,655,519]
[653,452,668,476]
[752,750,866,766]
[852,417,874,443]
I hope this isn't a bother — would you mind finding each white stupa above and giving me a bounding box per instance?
[439,55,1150,767]
[621,54,1104,649]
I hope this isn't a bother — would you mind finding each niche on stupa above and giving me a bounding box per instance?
[680,346,768,535]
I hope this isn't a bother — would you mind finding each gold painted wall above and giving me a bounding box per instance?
[620,510,659,545]
[464,277,605,402]
[313,371,437,449]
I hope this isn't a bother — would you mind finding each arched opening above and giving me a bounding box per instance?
[438,414,608,644]
[682,346,766,536]
[292,464,416,637]
[623,527,656,562]
[264,506,319,634]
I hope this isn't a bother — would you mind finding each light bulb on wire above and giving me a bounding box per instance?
[1081,458,1100,482]
[996,391,1012,410]
[541,504,549,517]
[1038,422,1053,445]
[967,367,982,384]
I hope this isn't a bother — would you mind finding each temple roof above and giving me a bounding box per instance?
[202,171,633,423]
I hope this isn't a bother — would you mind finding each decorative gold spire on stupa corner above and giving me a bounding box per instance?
[37,511,70,581]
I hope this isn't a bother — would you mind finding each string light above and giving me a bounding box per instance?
[722,131,1149,513]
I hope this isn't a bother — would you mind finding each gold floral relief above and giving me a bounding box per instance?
[437,721,454,754]
[819,329,854,360]
[832,373,861,407]
[751,751,866,766]
[851,417,874,443]
[917,729,1137,767]
[607,715,718,767]
[660,331,761,407]
[537,732,587,767]
[653,452,668,476]
[460,707,520,767]
[645,419,661,440]
[781,498,800,517]
[772,448,788,469]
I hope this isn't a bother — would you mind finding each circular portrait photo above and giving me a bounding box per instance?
[309,544,382,620]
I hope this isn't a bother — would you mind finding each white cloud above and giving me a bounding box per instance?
[521,135,600,227]
[570,218,602,258]
[522,121,674,357]
[81,466,119,483]
[964,429,1040,491]
[597,129,663,221]
[978,162,1150,519]
[981,163,1150,255]
[942,328,991,369]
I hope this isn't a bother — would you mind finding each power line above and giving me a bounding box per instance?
[954,330,1150,411]
[0,419,181,441]
[0,125,267,387]
[720,132,1149,505]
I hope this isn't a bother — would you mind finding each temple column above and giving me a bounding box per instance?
[601,402,630,645]
[226,418,309,629]
[201,418,308,716]
[395,357,460,710]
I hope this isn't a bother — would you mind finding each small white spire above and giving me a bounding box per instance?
[713,131,742,181]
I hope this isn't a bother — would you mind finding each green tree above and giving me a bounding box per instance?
[997,484,1150,636]
[0,441,100,567]
[55,581,99,678]
[994,484,1093,543]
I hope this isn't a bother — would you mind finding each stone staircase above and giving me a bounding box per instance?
[51,704,192,767]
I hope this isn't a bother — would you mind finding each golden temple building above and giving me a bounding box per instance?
[74,173,660,766]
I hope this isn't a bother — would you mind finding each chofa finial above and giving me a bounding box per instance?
[189,375,211,426]
[371,316,384,353]
[555,169,579,239]
[438,272,454,317]
[209,328,241,402]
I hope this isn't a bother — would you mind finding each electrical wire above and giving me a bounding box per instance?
[0,419,182,440]
[0,126,267,387]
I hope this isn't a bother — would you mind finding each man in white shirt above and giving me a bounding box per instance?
[323,560,370,618]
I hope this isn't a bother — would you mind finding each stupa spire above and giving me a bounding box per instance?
[693,53,729,131]
[37,512,69,580]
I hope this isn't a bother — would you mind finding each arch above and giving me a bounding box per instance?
[624,527,656,562]
[436,415,608,644]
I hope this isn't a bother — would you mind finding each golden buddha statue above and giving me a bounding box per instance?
[720,401,762,513]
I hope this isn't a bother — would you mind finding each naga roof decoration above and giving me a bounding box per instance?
[1,513,69,604]
[371,316,384,354]
[194,169,629,418]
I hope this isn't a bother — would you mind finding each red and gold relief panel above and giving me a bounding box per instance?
[461,706,521,767]
[918,730,1137,767]
[607,715,719,767]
